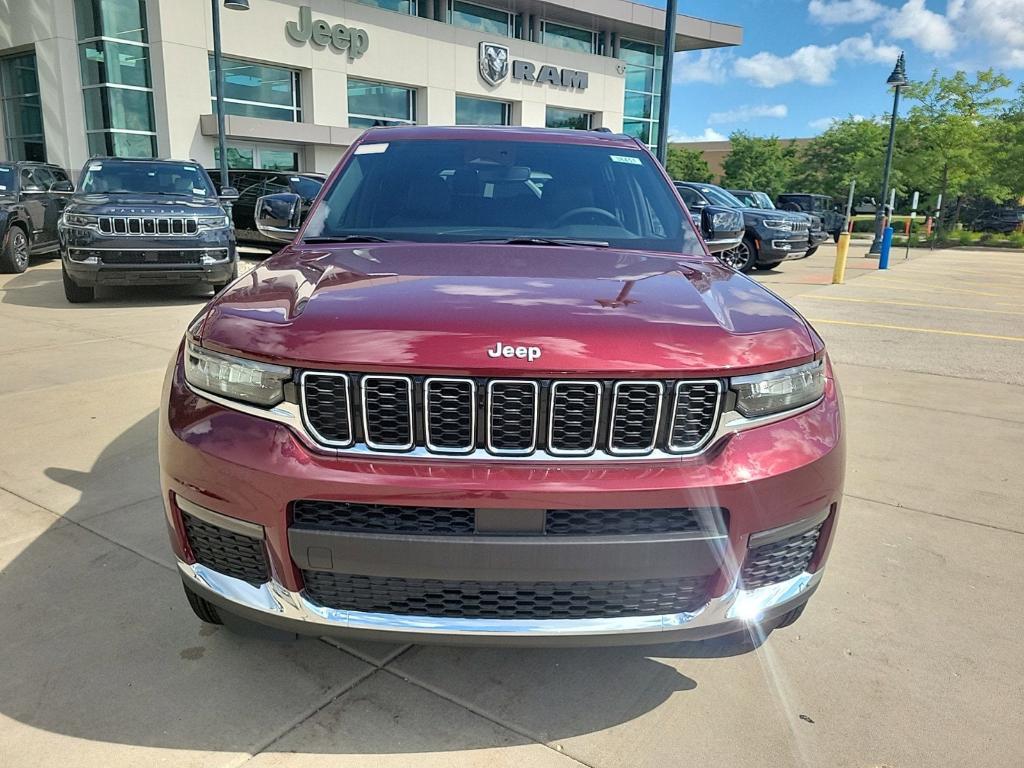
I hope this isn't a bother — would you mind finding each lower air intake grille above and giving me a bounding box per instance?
[182,512,268,586]
[301,571,713,619]
[292,501,475,535]
[740,524,822,590]
[545,507,724,536]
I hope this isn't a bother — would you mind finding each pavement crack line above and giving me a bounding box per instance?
[841,394,1024,425]
[845,493,1024,535]
[827,358,1024,388]
[380,666,597,767]
[0,484,174,572]
[226,666,380,768]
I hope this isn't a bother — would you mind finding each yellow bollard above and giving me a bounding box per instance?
[832,232,851,284]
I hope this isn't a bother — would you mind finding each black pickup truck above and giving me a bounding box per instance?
[0,161,74,273]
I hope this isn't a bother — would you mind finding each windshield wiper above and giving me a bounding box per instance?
[471,237,609,248]
[303,235,393,244]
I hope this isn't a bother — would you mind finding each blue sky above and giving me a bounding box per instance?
[651,0,1024,140]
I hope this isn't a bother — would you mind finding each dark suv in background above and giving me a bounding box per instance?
[675,181,809,271]
[0,161,74,273]
[59,158,238,302]
[777,193,847,242]
[212,169,324,251]
[731,189,829,257]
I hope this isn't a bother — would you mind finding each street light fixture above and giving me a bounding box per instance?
[868,52,908,255]
[211,0,250,199]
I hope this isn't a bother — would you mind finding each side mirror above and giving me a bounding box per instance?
[219,186,240,202]
[50,180,74,194]
[700,206,744,254]
[255,192,302,242]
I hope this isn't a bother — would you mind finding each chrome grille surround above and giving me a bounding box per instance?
[486,379,539,456]
[608,381,664,455]
[424,377,477,454]
[668,380,724,453]
[296,373,730,460]
[548,381,602,456]
[98,215,199,236]
[361,375,414,451]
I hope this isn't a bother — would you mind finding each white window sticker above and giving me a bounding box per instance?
[88,163,103,171]
[0,185,6,191]
[355,143,389,155]
[192,188,206,195]
[610,155,642,165]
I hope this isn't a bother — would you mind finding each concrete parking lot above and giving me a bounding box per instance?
[1,242,1021,767]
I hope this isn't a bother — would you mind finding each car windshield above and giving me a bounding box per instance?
[305,138,702,254]
[0,166,13,193]
[79,161,216,197]
[754,192,776,209]
[697,185,746,209]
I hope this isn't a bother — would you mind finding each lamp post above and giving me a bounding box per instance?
[211,0,250,197]
[655,0,678,165]
[868,52,908,255]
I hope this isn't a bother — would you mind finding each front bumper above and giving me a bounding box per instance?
[161,351,844,645]
[61,232,236,286]
[757,233,809,261]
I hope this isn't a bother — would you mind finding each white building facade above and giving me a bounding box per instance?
[0,0,741,175]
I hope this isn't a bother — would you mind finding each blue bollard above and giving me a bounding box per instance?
[879,226,894,270]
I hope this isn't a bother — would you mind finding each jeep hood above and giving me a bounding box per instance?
[67,194,223,215]
[199,243,817,376]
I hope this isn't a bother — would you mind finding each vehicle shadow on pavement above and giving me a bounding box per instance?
[0,264,219,309]
[1,412,765,757]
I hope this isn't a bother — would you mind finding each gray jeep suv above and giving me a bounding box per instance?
[59,158,238,303]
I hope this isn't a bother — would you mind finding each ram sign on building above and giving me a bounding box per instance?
[0,0,741,174]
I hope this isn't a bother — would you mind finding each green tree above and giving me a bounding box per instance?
[900,68,1011,228]
[665,145,713,183]
[990,83,1024,201]
[720,132,798,198]
[792,117,892,203]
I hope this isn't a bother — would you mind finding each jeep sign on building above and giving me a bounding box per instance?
[0,0,741,174]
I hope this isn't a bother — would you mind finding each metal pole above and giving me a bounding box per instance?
[869,84,902,254]
[212,0,230,195]
[655,0,678,165]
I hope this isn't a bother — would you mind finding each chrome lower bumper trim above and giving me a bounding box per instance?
[178,560,822,638]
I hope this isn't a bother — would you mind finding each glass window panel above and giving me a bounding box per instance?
[347,78,414,123]
[455,95,509,126]
[212,99,298,121]
[1,53,41,96]
[618,39,656,67]
[75,0,149,43]
[622,120,650,144]
[214,146,256,170]
[542,22,595,53]
[451,2,511,36]
[87,131,156,158]
[624,65,654,93]
[259,149,299,171]
[8,139,47,162]
[624,92,653,120]
[355,0,417,13]
[79,40,151,87]
[545,106,591,130]
[3,96,44,137]
[84,86,154,132]
[210,56,298,109]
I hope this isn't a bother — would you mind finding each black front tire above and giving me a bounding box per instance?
[805,246,819,257]
[0,226,30,274]
[210,261,239,295]
[721,235,758,272]
[183,582,224,625]
[62,262,94,303]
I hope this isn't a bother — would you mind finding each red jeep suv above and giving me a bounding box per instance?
[160,126,844,646]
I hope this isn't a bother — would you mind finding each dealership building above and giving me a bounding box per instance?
[1,0,741,176]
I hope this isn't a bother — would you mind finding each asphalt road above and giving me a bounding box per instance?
[1,242,1021,767]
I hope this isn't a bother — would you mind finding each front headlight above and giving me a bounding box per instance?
[761,219,794,231]
[731,360,825,418]
[62,213,100,229]
[184,341,292,407]
[197,215,231,230]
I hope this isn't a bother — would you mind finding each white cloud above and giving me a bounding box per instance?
[884,0,956,54]
[809,113,867,131]
[708,103,789,125]
[808,0,886,24]
[734,33,901,87]
[673,49,731,83]
[949,0,1024,67]
[668,128,728,143]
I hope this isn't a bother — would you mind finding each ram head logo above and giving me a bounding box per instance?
[479,42,510,86]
